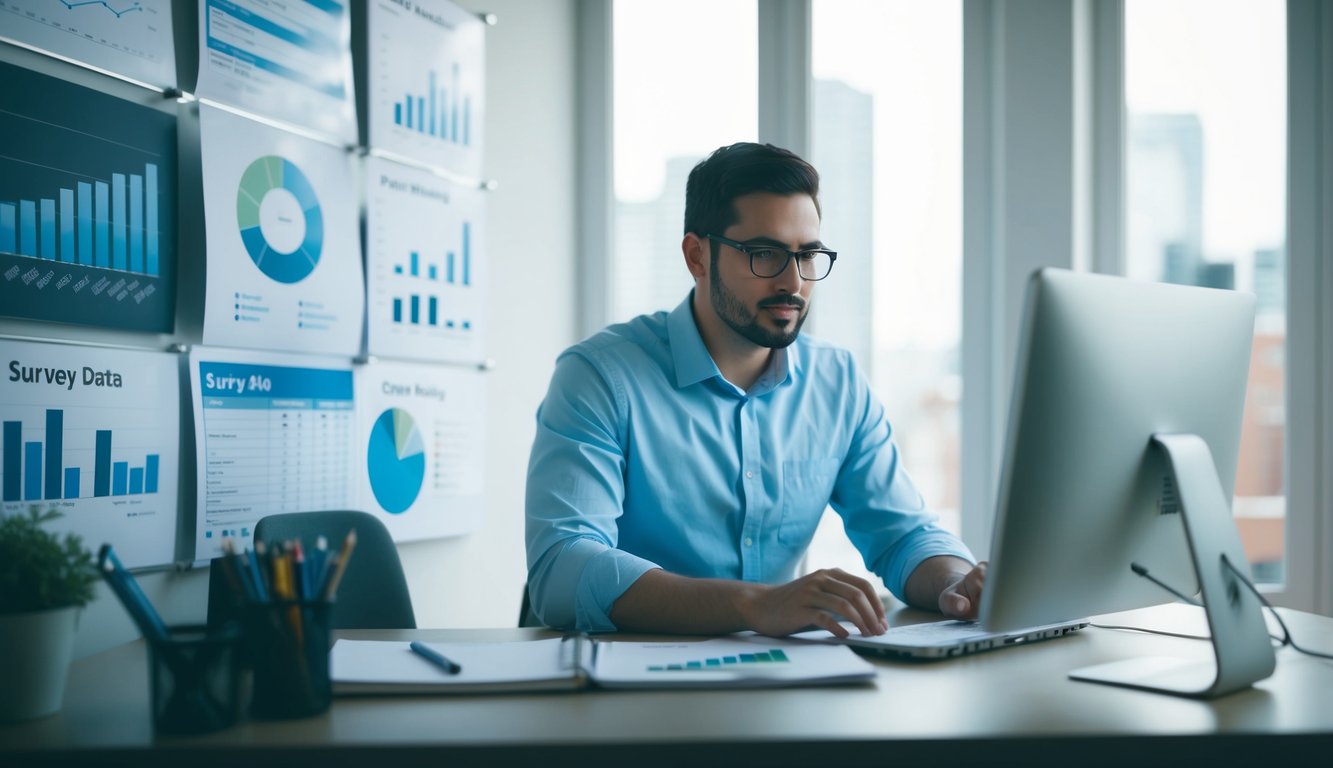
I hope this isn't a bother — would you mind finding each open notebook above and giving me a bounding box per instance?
[331,635,875,694]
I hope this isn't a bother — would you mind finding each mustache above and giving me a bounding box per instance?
[758,295,806,309]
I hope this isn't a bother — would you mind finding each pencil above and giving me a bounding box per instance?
[320,529,357,600]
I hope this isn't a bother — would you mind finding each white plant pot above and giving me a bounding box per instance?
[0,605,80,722]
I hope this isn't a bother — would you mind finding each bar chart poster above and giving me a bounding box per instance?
[190,346,356,560]
[354,360,484,542]
[0,62,176,332]
[0,339,180,569]
[366,157,486,363]
[368,0,484,178]
[195,0,356,143]
[199,105,364,356]
[0,0,176,88]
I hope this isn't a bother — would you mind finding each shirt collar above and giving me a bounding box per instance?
[668,292,720,389]
[667,291,800,393]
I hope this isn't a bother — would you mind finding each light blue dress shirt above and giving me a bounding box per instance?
[525,293,974,632]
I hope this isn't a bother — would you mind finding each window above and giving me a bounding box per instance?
[611,0,757,323]
[805,0,963,584]
[1125,0,1287,581]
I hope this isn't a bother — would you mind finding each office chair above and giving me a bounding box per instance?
[518,584,542,628]
[208,510,417,630]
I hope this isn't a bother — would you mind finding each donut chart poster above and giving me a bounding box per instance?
[354,359,486,542]
[199,104,364,355]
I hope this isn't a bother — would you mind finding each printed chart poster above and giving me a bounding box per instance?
[366,157,486,363]
[200,105,364,356]
[355,360,485,542]
[368,0,485,178]
[1,339,180,569]
[190,346,356,561]
[0,63,177,333]
[0,0,176,89]
[195,0,356,143]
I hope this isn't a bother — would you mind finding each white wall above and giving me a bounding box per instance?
[65,0,580,658]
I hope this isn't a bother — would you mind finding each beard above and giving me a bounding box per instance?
[710,271,809,349]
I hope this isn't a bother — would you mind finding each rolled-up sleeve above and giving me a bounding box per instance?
[525,351,660,632]
[830,359,975,602]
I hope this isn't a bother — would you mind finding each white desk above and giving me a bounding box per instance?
[3,604,1332,767]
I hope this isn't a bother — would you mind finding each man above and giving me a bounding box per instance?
[525,142,985,636]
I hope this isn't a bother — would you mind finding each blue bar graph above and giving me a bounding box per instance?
[463,222,471,285]
[111,173,126,270]
[94,430,111,497]
[391,63,473,146]
[44,409,62,500]
[40,198,55,260]
[59,189,74,263]
[0,413,160,501]
[393,298,403,323]
[428,296,438,325]
[19,200,35,256]
[2,422,19,502]
[410,251,419,277]
[0,203,14,253]
[77,183,91,265]
[410,295,420,324]
[94,181,109,268]
[129,173,143,273]
[0,62,175,332]
[146,164,158,276]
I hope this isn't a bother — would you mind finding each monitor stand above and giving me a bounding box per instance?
[1068,433,1276,698]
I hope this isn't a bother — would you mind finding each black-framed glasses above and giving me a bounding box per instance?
[705,234,837,281]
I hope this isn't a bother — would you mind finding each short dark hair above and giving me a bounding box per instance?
[683,142,821,237]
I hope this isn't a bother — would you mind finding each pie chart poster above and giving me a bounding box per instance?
[199,104,364,356]
[355,360,486,542]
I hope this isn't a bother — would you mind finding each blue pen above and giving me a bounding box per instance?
[410,641,462,675]
[246,547,269,602]
[98,544,168,642]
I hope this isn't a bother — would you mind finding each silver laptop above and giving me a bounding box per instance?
[792,617,1088,660]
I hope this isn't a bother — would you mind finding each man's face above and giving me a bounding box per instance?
[707,192,822,349]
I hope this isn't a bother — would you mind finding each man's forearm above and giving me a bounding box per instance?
[608,569,764,634]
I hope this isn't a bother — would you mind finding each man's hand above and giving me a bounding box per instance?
[904,556,988,620]
[740,568,888,639]
[938,561,987,619]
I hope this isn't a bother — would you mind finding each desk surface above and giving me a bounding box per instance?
[4,604,1333,767]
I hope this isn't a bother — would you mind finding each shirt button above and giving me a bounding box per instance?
[745,470,753,479]
[744,537,753,547]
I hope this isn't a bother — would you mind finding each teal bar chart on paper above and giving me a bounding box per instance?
[0,339,180,569]
[0,0,176,88]
[354,360,485,543]
[190,347,356,560]
[366,156,485,363]
[368,0,485,178]
[0,62,176,332]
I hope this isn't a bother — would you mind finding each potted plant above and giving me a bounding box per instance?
[0,506,97,722]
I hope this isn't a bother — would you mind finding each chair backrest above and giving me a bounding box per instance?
[207,510,416,630]
[518,585,542,628]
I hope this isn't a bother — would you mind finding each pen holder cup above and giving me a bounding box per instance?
[241,599,333,720]
[148,623,243,736]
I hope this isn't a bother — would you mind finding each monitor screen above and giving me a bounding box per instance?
[980,269,1256,632]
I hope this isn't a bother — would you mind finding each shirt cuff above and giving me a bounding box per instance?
[574,545,661,633]
[883,525,976,602]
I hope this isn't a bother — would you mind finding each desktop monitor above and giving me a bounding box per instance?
[978,270,1274,697]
